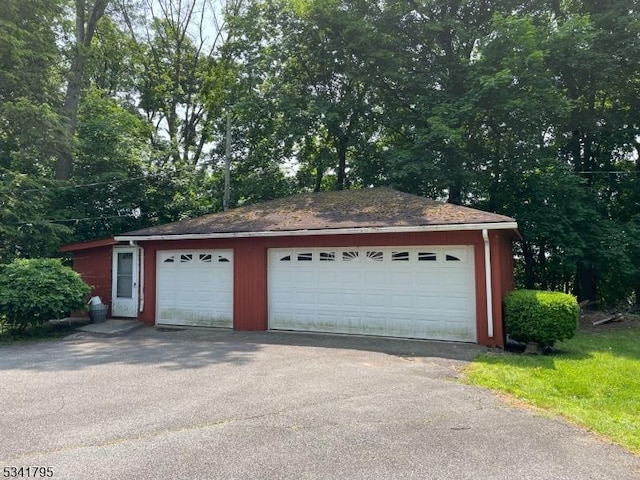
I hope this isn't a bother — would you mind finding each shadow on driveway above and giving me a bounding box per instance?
[241,328,489,361]
[0,326,489,372]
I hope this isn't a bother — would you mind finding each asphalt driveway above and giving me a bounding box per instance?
[1,328,638,480]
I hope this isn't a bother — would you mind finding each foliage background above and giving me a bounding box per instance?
[0,0,638,306]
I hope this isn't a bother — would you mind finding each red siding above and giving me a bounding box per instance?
[140,245,156,326]
[233,240,268,330]
[67,230,516,347]
[60,237,118,252]
[71,245,113,317]
[496,233,515,346]
[488,231,505,347]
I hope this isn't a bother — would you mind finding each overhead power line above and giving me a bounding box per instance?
[0,167,186,194]
[576,170,640,175]
[16,172,169,193]
[9,213,141,226]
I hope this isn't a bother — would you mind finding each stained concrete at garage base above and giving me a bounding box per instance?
[77,319,144,335]
[51,317,143,336]
[1,328,638,480]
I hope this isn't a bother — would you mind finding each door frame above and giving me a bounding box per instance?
[111,246,139,317]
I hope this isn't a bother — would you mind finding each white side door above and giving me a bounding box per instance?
[111,247,139,317]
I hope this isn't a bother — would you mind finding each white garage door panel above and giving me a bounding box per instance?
[156,250,233,327]
[268,246,476,342]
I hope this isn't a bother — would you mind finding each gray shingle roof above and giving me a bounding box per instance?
[122,188,515,236]
[122,188,515,237]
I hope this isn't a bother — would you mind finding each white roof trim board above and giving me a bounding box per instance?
[115,222,519,242]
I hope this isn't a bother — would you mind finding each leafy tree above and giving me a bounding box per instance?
[0,0,63,104]
[229,0,382,191]
[84,15,142,100]
[55,87,153,242]
[56,0,112,180]
[0,0,66,175]
[463,13,581,292]
[120,0,240,166]
[545,1,640,304]
[0,0,71,262]
[1,0,638,308]
[0,172,70,263]
[140,159,220,224]
[368,0,524,203]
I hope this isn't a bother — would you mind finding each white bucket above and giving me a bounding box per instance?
[88,296,103,306]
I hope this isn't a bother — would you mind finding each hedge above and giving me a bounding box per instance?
[0,258,91,330]
[505,289,579,348]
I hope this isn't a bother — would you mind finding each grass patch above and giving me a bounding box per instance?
[464,321,640,454]
[0,319,78,344]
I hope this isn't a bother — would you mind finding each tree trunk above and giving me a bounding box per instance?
[335,139,347,191]
[223,114,231,211]
[55,0,109,180]
[521,241,536,289]
[56,53,87,180]
[448,179,462,205]
[539,244,548,290]
[314,165,323,193]
[575,260,597,304]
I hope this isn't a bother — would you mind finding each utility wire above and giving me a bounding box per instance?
[576,171,640,175]
[0,166,185,193]
[2,165,639,196]
[15,172,171,193]
[8,213,141,226]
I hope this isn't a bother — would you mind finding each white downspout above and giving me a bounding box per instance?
[138,245,145,313]
[482,229,494,338]
[129,240,144,313]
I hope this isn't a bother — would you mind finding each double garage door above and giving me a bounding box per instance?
[155,246,476,342]
[268,246,477,342]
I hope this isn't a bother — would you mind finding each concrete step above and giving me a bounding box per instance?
[77,319,144,335]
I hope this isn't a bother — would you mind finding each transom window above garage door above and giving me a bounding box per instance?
[274,247,471,264]
[159,251,233,264]
[156,249,233,329]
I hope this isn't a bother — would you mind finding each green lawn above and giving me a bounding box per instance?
[464,321,640,454]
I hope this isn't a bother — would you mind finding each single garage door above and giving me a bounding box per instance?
[268,246,476,342]
[156,250,233,327]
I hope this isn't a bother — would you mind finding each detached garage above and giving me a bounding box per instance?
[61,188,518,347]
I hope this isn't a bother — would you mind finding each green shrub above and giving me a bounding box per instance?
[505,289,579,348]
[0,258,90,331]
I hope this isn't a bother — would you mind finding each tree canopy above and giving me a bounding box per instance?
[0,0,638,306]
